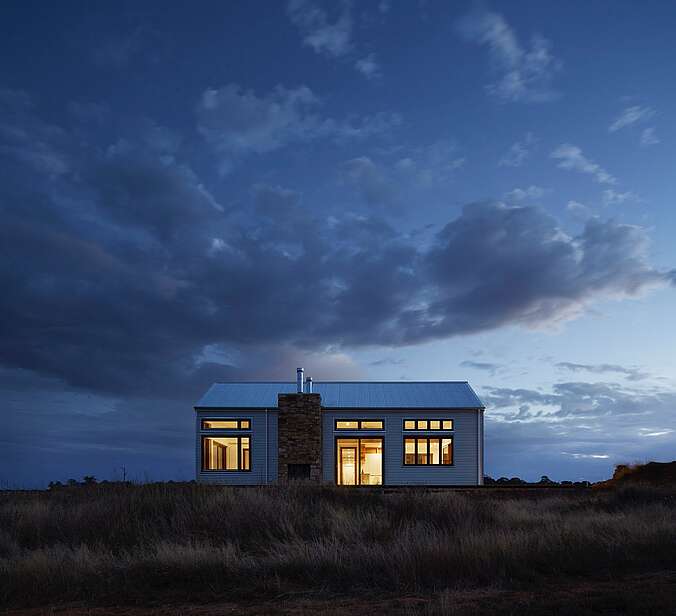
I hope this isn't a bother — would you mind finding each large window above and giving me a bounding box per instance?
[202,436,251,471]
[336,438,383,485]
[202,419,251,430]
[335,419,384,430]
[403,419,453,430]
[404,437,453,466]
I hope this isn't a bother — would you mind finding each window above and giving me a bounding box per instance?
[202,436,251,471]
[335,419,384,430]
[403,419,453,431]
[202,419,251,430]
[403,436,453,466]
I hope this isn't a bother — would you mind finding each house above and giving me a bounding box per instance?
[194,368,485,486]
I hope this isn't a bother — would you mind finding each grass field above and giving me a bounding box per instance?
[1,482,675,614]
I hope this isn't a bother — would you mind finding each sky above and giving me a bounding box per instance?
[2,0,675,487]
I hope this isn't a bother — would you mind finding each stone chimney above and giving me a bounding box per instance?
[277,371,322,482]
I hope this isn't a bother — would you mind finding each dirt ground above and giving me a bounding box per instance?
[4,572,675,616]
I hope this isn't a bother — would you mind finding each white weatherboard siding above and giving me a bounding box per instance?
[195,410,278,485]
[322,410,481,486]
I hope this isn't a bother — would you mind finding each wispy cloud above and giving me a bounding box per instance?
[196,84,400,173]
[342,156,397,207]
[640,127,660,146]
[566,200,591,219]
[499,132,536,167]
[639,428,674,437]
[369,357,404,367]
[505,185,546,201]
[393,140,464,186]
[355,53,381,79]
[550,144,616,184]
[602,189,639,206]
[562,452,610,460]
[287,0,352,58]
[556,361,650,381]
[460,360,502,376]
[609,105,655,132]
[457,9,561,103]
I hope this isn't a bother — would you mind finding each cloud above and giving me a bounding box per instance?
[457,9,561,103]
[505,185,546,201]
[0,89,70,178]
[601,189,639,206]
[639,428,674,437]
[566,200,591,219]
[355,53,381,79]
[609,105,655,132]
[393,140,464,186]
[196,84,400,173]
[561,452,609,459]
[640,127,660,146]
[1,100,674,405]
[555,362,650,381]
[499,132,536,167]
[550,144,616,184]
[342,156,397,207]
[369,357,404,367]
[287,0,353,58]
[460,360,502,376]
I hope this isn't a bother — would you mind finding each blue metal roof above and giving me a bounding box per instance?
[195,381,484,409]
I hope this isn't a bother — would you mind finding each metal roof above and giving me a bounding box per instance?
[195,381,484,409]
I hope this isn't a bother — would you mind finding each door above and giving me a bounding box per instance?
[339,447,357,485]
[336,438,383,486]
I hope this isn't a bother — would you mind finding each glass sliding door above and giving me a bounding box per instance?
[336,438,383,486]
[338,440,358,485]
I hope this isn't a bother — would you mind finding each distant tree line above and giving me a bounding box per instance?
[484,475,591,488]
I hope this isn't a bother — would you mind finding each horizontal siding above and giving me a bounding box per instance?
[196,410,277,485]
[322,410,480,486]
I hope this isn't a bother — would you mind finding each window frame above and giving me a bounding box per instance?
[201,435,252,472]
[335,436,384,486]
[201,418,251,430]
[403,435,453,466]
[334,419,385,431]
[402,418,454,431]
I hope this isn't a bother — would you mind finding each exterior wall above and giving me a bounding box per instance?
[322,409,481,486]
[277,393,322,482]
[195,409,278,485]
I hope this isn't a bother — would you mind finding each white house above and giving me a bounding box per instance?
[195,368,485,486]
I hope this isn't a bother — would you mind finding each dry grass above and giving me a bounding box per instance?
[0,483,674,610]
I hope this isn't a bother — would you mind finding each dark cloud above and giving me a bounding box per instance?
[420,203,673,340]
[1,98,674,406]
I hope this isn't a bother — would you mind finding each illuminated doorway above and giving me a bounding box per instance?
[336,438,383,486]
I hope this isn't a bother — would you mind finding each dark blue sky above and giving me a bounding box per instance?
[2,1,675,487]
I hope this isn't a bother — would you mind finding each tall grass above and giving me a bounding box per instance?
[0,483,674,607]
